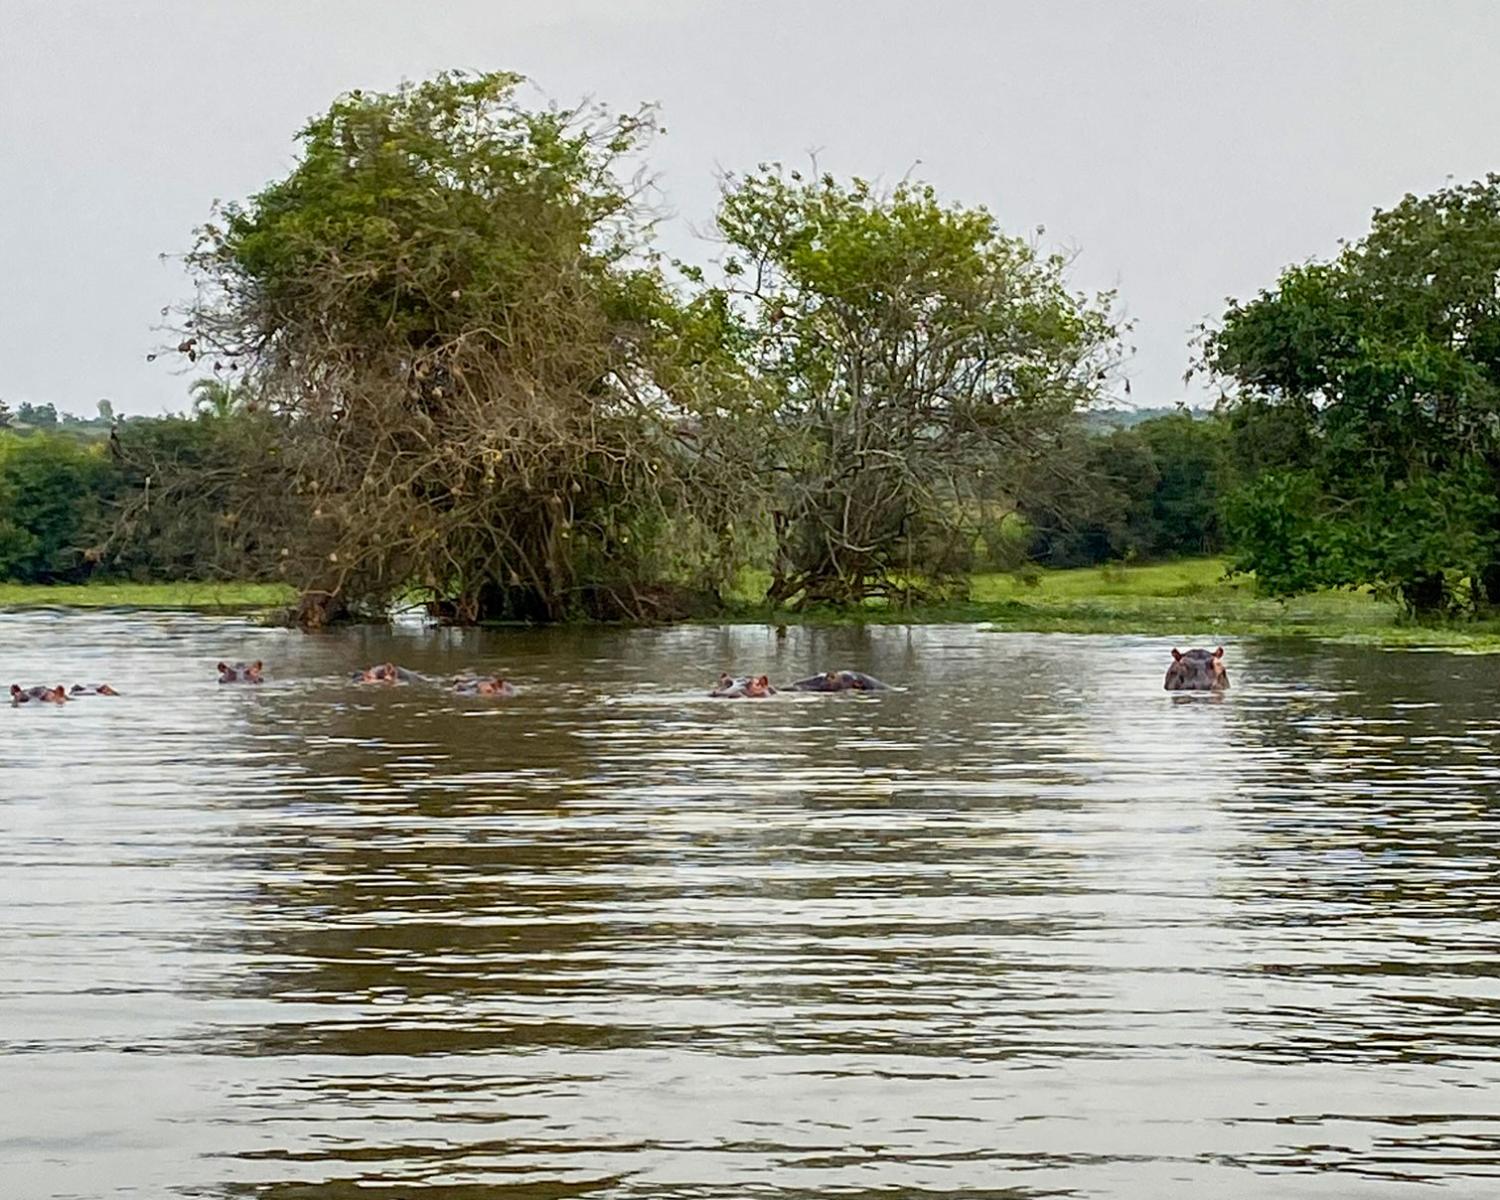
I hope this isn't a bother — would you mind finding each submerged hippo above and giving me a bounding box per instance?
[1163,646,1229,691]
[352,662,423,685]
[218,661,264,684]
[709,673,776,698]
[70,683,120,696]
[788,670,891,693]
[10,684,69,705]
[452,676,517,698]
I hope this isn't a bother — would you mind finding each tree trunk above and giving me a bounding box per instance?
[1481,563,1500,609]
[294,589,349,630]
[1400,572,1447,616]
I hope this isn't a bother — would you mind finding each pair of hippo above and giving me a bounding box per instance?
[9,683,120,705]
[215,659,516,697]
[706,650,1229,697]
[710,669,892,698]
[349,662,517,696]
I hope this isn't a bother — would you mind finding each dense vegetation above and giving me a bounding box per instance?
[1201,176,1500,615]
[4,72,1500,627]
[0,393,1227,596]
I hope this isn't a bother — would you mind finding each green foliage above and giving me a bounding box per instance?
[104,412,286,582]
[1021,412,1228,567]
[13,401,59,428]
[1205,175,1500,613]
[0,432,113,581]
[1221,470,1339,597]
[0,413,285,586]
[1137,413,1228,555]
[713,166,1122,607]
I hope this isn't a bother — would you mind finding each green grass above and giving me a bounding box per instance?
[0,580,295,611]
[726,557,1500,651]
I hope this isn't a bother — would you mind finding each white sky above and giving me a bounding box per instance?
[3,0,1499,417]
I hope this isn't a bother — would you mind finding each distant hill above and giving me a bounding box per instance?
[0,400,117,440]
[1084,405,1215,433]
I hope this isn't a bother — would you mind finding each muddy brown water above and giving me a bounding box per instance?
[2,611,1499,1198]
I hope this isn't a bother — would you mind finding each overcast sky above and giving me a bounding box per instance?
[4,0,1500,417]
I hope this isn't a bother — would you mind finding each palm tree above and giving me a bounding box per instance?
[189,378,242,420]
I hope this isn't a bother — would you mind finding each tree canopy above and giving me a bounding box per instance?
[712,168,1122,606]
[1203,175,1500,612]
[176,70,755,623]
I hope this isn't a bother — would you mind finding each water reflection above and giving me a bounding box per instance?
[2,615,1499,1196]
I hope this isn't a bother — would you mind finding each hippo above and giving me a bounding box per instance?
[10,684,69,705]
[709,673,776,698]
[352,662,423,685]
[787,670,891,693]
[1163,646,1229,691]
[218,661,264,684]
[452,676,517,698]
[70,684,120,696]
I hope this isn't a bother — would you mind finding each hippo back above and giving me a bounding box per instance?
[789,670,891,692]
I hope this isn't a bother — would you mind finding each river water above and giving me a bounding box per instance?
[2,610,1499,1199]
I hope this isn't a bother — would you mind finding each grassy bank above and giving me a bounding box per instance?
[5,560,1500,650]
[737,557,1500,651]
[0,580,295,611]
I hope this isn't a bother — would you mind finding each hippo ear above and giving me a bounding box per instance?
[251,660,263,671]
[1213,646,1224,659]
[217,661,229,672]
[1171,648,1183,662]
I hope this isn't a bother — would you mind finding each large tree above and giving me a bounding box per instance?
[172,71,754,624]
[1203,175,1500,613]
[712,168,1122,607]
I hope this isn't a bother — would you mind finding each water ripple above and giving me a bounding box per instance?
[3,616,1499,1197]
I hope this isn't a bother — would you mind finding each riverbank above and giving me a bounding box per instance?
[0,581,294,611]
[743,558,1500,651]
[5,560,1500,650]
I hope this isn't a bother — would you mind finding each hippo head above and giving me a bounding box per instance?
[472,677,514,697]
[217,661,264,684]
[11,684,68,704]
[709,672,744,697]
[710,673,776,698]
[355,662,400,685]
[71,683,120,696]
[743,674,774,698]
[1164,646,1229,691]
